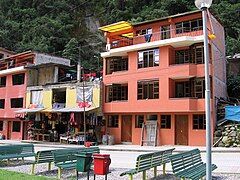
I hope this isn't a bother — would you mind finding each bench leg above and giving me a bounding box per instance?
[7,159,9,165]
[87,171,90,180]
[76,170,79,179]
[57,167,62,179]
[128,174,133,180]
[154,166,157,177]
[31,164,35,175]
[22,157,24,163]
[163,163,166,175]
[94,174,96,180]
[48,162,51,171]
[142,170,146,180]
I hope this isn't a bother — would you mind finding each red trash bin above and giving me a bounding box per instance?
[93,154,111,175]
[84,141,92,147]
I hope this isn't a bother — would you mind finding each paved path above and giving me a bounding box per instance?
[1,140,240,174]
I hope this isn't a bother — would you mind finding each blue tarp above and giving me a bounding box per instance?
[225,105,240,122]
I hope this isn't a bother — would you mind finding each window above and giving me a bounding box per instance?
[12,73,25,85]
[175,49,191,64]
[193,115,206,129]
[0,121,3,131]
[161,25,170,40]
[194,78,205,98]
[193,45,204,64]
[12,121,21,132]
[176,19,203,34]
[0,99,5,109]
[135,115,144,128]
[105,84,128,102]
[175,81,192,98]
[0,76,6,87]
[136,28,152,36]
[138,49,159,68]
[138,80,159,100]
[10,98,23,108]
[161,115,171,129]
[106,57,128,75]
[147,114,158,121]
[107,115,119,127]
[174,44,205,64]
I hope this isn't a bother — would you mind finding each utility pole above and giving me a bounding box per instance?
[82,68,86,145]
[77,46,81,81]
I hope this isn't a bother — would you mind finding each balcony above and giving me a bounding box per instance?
[102,28,204,57]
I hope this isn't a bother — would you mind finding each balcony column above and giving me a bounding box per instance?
[53,66,59,83]
[169,18,175,38]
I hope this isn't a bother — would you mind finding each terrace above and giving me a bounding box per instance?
[100,19,205,57]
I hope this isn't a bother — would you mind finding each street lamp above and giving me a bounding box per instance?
[195,0,213,180]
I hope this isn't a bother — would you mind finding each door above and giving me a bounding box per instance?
[175,115,188,145]
[22,121,28,140]
[121,115,132,142]
[7,121,11,140]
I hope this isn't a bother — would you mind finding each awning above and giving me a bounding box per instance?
[15,108,45,113]
[99,21,132,33]
[122,32,134,38]
[54,106,97,113]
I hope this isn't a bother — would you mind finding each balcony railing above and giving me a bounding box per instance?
[109,27,203,50]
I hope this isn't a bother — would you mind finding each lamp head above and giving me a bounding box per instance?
[195,0,212,9]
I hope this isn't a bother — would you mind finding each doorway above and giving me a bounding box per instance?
[121,115,132,143]
[22,121,28,140]
[175,115,188,145]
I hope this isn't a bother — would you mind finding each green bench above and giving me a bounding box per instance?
[0,144,35,163]
[169,148,217,180]
[120,148,175,180]
[53,146,100,179]
[31,150,55,174]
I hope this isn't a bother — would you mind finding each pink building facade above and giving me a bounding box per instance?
[100,10,226,146]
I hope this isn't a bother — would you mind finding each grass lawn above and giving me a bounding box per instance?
[0,169,55,180]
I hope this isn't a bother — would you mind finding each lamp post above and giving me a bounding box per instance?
[195,0,213,180]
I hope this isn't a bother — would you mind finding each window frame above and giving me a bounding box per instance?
[160,115,171,129]
[105,84,128,102]
[175,18,203,34]
[136,28,152,36]
[0,76,6,87]
[138,49,159,69]
[0,99,5,109]
[137,80,159,100]
[0,121,3,131]
[10,98,24,108]
[107,115,119,128]
[161,25,171,40]
[135,115,144,128]
[12,73,25,85]
[12,121,21,132]
[193,114,206,130]
[106,57,128,75]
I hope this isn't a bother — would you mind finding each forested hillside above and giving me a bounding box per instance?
[0,0,239,70]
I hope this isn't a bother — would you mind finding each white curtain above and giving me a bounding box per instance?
[31,90,43,105]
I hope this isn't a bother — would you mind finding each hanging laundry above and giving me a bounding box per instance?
[76,86,93,107]
[69,112,77,126]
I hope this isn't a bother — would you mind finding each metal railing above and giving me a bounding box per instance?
[109,27,203,49]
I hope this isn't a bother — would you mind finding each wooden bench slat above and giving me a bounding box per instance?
[120,148,175,179]
[170,148,217,179]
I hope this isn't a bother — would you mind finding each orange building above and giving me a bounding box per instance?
[99,10,226,146]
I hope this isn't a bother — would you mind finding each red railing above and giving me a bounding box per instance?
[109,27,203,49]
